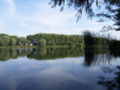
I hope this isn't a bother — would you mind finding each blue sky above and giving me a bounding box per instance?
[0,0,119,39]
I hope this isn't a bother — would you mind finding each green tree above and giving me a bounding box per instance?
[27,33,84,48]
[17,37,29,46]
[0,34,10,46]
[9,36,17,46]
[38,39,47,47]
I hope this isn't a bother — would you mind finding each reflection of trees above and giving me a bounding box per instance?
[16,48,30,57]
[97,66,120,90]
[9,49,18,58]
[109,47,120,58]
[84,46,95,66]
[83,32,120,89]
[84,45,120,67]
[83,31,120,67]
[27,47,84,60]
[84,31,110,67]
[0,47,84,61]
[109,39,120,57]
[0,48,30,61]
[84,47,113,67]
[0,48,11,60]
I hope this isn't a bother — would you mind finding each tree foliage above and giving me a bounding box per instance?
[96,0,120,30]
[50,0,120,30]
[0,33,84,48]
[9,36,17,46]
[16,37,29,46]
[50,0,111,17]
[0,34,10,46]
[27,33,84,47]
[38,39,47,47]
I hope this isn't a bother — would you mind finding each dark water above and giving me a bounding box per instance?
[0,47,120,90]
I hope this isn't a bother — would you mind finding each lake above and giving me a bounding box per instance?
[0,47,120,90]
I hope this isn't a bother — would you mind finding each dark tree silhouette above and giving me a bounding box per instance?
[50,0,96,18]
[50,0,120,30]
[50,0,113,17]
[97,0,120,31]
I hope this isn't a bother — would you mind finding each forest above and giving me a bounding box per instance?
[0,33,84,48]
[0,33,119,48]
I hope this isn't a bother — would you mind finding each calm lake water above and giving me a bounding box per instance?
[0,47,120,90]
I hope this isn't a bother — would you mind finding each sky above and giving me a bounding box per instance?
[0,0,120,39]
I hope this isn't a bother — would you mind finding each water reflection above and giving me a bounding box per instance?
[0,47,120,90]
[84,46,120,67]
[0,48,30,61]
[28,47,84,60]
[0,47,84,61]
[97,66,120,90]
[84,46,120,90]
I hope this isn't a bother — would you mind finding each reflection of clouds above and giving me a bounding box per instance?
[41,66,88,83]
[40,57,84,64]
[0,56,119,90]
[0,56,89,90]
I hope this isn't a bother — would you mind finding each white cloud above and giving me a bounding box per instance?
[28,3,76,27]
[30,13,75,27]
[0,0,118,39]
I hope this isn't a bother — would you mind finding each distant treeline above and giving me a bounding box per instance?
[0,33,84,48]
[0,34,29,46]
[27,33,84,47]
[0,33,119,48]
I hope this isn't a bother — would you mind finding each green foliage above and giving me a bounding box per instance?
[38,39,47,47]
[27,33,84,47]
[0,34,10,46]
[0,34,30,46]
[9,36,17,46]
[0,33,119,49]
[0,33,84,48]
[16,37,29,46]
